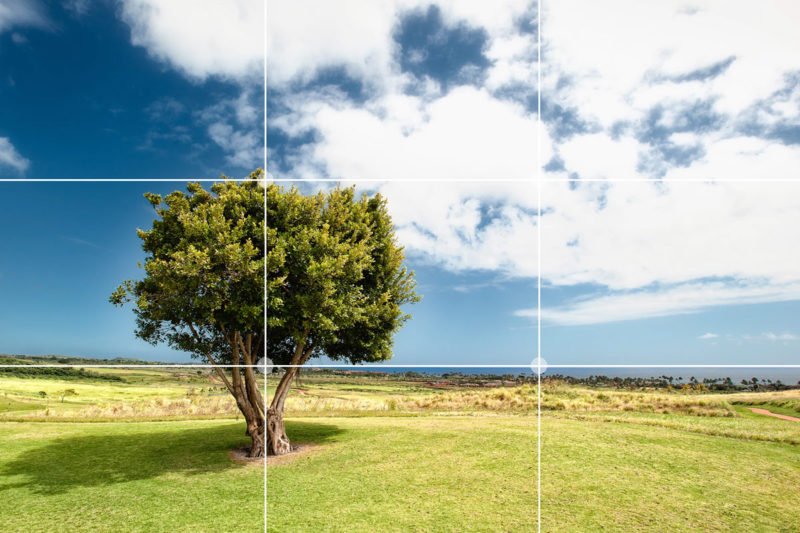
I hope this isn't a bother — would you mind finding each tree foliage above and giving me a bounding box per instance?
[111,173,264,364]
[266,184,419,366]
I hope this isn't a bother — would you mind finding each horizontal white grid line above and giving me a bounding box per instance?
[0,364,262,368]
[0,178,264,182]
[269,178,536,183]
[3,178,799,183]
[267,364,800,369]
[544,364,800,368]
[5,364,799,368]
[266,178,800,183]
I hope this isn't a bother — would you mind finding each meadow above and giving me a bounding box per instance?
[1,360,799,532]
[0,360,262,533]
[268,370,800,532]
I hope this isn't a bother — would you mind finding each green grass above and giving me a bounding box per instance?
[266,374,800,531]
[267,416,536,532]
[2,367,800,531]
[0,419,262,533]
[542,415,800,532]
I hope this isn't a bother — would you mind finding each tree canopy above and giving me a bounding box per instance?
[266,184,419,367]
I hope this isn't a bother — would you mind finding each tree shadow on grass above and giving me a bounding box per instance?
[0,422,253,495]
[286,420,345,447]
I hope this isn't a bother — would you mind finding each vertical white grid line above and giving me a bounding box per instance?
[263,1,268,532]
[536,0,542,531]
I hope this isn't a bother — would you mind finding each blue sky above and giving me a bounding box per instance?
[0,0,264,179]
[0,182,195,361]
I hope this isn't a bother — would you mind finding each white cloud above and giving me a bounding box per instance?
[699,332,718,340]
[0,0,49,33]
[276,86,540,180]
[199,90,263,169]
[543,0,800,179]
[542,180,800,290]
[384,182,537,277]
[545,0,800,125]
[268,0,800,330]
[519,180,800,325]
[267,0,532,87]
[0,137,29,173]
[207,122,262,168]
[63,0,90,17]
[520,280,800,326]
[119,0,264,83]
[763,332,799,342]
[267,0,540,179]
[557,134,643,180]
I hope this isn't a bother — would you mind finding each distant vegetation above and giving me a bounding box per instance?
[547,373,800,392]
[0,364,125,382]
[0,354,174,365]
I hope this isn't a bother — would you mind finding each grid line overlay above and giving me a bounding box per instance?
[0,2,797,532]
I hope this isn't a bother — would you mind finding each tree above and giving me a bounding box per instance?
[267,184,419,455]
[111,172,266,457]
[59,389,77,403]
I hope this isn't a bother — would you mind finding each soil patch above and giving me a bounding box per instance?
[228,447,265,466]
[749,408,800,422]
[266,444,321,466]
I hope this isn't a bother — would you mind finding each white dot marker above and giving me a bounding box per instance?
[256,357,275,374]
[530,357,548,375]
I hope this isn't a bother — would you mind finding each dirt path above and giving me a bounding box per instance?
[749,408,800,422]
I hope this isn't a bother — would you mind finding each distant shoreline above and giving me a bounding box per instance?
[4,356,799,384]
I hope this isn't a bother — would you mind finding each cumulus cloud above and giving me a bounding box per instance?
[370,181,537,277]
[543,0,800,179]
[273,86,540,180]
[268,1,539,180]
[266,0,532,87]
[269,0,800,328]
[0,137,29,173]
[699,332,718,340]
[520,180,800,324]
[119,0,263,82]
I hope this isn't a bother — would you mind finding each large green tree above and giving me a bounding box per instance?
[267,184,419,455]
[111,172,266,457]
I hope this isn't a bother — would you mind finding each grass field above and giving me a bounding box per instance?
[0,365,262,533]
[268,371,800,532]
[2,364,799,531]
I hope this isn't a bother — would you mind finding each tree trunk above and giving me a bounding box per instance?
[267,366,299,456]
[227,332,266,458]
[246,415,265,458]
[267,406,291,455]
[190,327,266,458]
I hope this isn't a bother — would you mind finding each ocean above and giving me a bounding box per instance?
[310,366,800,384]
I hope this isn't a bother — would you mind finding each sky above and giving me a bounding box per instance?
[0,0,264,178]
[268,0,800,367]
[0,181,197,361]
[2,1,800,366]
